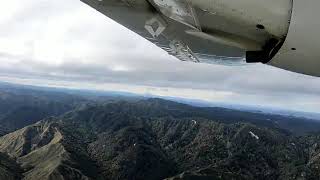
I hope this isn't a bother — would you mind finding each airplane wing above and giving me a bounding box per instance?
[81,0,320,77]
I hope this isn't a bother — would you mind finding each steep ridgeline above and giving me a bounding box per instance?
[0,119,97,180]
[0,99,320,179]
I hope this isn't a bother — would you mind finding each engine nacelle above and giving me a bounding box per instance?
[268,0,320,77]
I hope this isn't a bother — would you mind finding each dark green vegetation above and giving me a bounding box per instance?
[0,84,87,135]
[0,83,320,180]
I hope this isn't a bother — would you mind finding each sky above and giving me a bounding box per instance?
[0,0,319,113]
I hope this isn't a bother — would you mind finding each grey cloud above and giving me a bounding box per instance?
[0,0,319,112]
[1,51,319,97]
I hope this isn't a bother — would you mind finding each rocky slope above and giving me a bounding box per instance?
[0,119,98,180]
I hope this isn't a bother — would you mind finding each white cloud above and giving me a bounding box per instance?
[0,0,319,113]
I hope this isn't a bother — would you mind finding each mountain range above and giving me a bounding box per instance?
[0,83,320,179]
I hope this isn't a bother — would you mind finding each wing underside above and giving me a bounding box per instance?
[80,0,257,65]
[81,0,300,71]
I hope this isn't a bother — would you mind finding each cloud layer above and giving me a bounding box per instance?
[0,0,320,112]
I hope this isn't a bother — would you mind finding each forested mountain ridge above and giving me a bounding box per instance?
[0,84,320,179]
[0,84,88,135]
[0,100,319,179]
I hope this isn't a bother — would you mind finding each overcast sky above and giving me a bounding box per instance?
[0,0,319,112]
